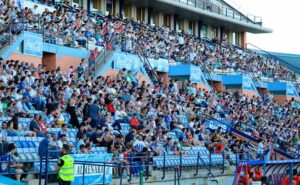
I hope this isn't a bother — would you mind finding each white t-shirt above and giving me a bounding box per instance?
[257,142,264,154]
[178,36,184,45]
[133,140,146,152]
[115,110,123,120]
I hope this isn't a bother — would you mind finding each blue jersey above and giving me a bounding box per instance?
[0,153,11,172]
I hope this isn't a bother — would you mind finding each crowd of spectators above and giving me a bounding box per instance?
[0,0,298,183]
[0,57,299,162]
[0,0,296,82]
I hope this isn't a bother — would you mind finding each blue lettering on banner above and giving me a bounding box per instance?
[114,54,140,72]
[204,120,231,133]
[286,83,296,96]
[242,76,252,90]
[33,154,113,185]
[23,35,43,57]
[190,65,202,83]
[149,58,169,72]
[71,154,113,185]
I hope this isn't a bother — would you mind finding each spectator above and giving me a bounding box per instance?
[0,143,24,181]
[30,114,44,137]
[130,114,139,129]
[281,169,300,185]
[57,134,70,150]
[89,100,101,128]
[76,133,87,151]
[58,124,68,139]
[66,94,80,128]
[77,144,87,154]
[133,134,146,152]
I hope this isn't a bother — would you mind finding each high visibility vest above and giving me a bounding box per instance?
[58,155,74,181]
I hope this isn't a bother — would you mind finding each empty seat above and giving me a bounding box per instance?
[15,141,22,148]
[21,141,29,148]
[17,148,24,154]
[12,136,19,141]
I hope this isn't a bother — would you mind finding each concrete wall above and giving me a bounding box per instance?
[241,32,247,49]
[7,52,42,67]
[212,81,223,91]
[273,95,287,104]
[42,52,56,71]
[242,90,258,98]
[8,52,83,74]
[57,55,82,74]
[157,72,170,84]
[7,53,42,67]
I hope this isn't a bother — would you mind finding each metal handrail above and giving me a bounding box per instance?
[247,43,300,72]
[173,0,262,25]
[203,114,300,159]
[134,40,159,83]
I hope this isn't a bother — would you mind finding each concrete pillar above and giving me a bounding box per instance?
[207,25,212,39]
[184,19,189,34]
[238,32,242,46]
[194,21,199,37]
[159,12,164,27]
[101,0,107,15]
[42,53,56,71]
[228,31,233,44]
[241,32,247,49]
[82,0,88,10]
[170,14,174,31]
[131,4,136,19]
[144,8,148,24]
[114,0,120,16]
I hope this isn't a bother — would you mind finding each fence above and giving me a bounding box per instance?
[0,147,259,185]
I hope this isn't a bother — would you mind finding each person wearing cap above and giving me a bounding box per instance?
[56,145,74,185]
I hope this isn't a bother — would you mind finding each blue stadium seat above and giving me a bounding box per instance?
[32,137,38,142]
[37,137,43,142]
[25,137,32,141]
[28,141,36,148]
[6,136,13,142]
[18,154,26,161]
[0,117,11,121]
[12,136,19,141]
[15,141,22,148]
[21,141,29,148]
[17,148,24,154]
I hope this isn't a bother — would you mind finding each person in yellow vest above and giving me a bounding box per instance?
[56,145,74,185]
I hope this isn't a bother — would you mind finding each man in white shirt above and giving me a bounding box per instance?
[57,134,69,150]
[133,135,146,152]
[29,86,37,98]
[16,98,29,113]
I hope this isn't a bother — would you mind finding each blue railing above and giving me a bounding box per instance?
[0,148,250,185]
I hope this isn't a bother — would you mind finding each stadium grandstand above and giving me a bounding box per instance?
[0,0,299,185]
